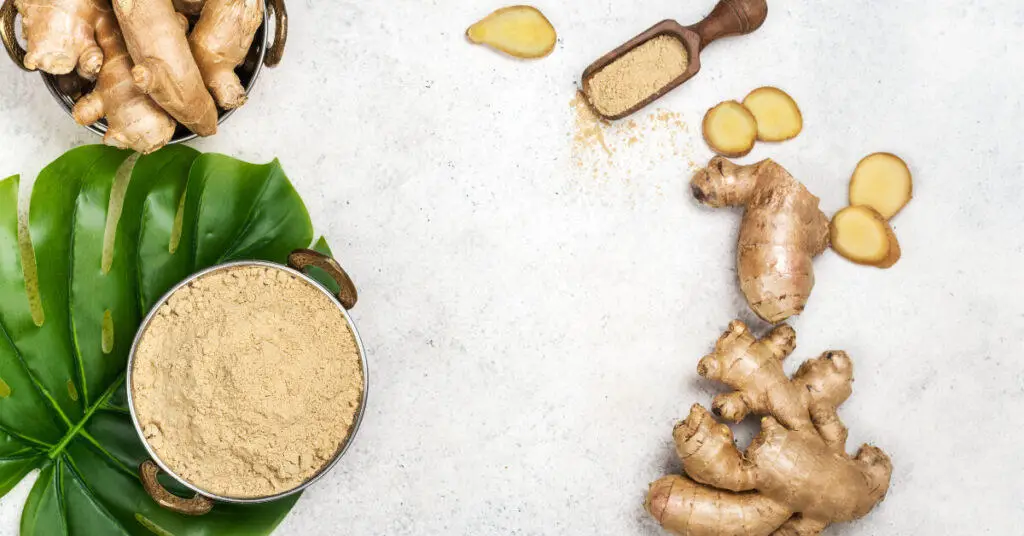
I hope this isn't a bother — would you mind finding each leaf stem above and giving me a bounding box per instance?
[47,375,125,460]
[0,422,51,450]
[77,429,137,477]
[0,317,74,430]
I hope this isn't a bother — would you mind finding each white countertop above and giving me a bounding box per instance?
[1,1,1022,534]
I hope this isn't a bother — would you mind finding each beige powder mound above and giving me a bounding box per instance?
[585,35,689,117]
[132,265,364,499]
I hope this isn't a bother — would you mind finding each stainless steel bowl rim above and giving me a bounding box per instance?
[124,259,370,504]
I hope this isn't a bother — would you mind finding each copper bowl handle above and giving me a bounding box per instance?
[264,0,287,67]
[0,0,28,71]
[288,249,358,310]
[140,460,214,516]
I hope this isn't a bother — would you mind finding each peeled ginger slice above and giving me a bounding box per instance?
[743,87,803,142]
[849,153,913,219]
[703,101,758,157]
[830,206,902,268]
[466,6,557,59]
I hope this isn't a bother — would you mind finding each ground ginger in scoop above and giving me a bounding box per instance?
[584,35,689,118]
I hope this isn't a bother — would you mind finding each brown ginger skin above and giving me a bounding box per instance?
[73,12,176,154]
[15,0,108,78]
[189,0,263,109]
[112,0,218,136]
[645,320,893,536]
[691,157,829,324]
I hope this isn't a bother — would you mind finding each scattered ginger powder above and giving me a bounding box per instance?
[585,35,689,117]
[131,265,364,499]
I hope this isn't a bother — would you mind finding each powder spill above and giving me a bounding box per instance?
[572,93,612,157]
[570,91,697,184]
[132,265,364,499]
[584,35,689,117]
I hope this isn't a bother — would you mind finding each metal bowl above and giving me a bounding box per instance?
[125,250,368,514]
[1,0,288,144]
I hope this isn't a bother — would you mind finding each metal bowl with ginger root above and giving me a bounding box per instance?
[0,0,288,150]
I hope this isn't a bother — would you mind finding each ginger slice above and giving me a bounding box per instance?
[743,86,803,142]
[830,205,901,268]
[849,153,913,219]
[466,6,556,59]
[703,101,758,157]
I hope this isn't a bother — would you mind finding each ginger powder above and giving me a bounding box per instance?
[585,35,690,117]
[131,265,364,499]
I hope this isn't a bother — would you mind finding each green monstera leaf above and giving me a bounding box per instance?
[0,145,322,534]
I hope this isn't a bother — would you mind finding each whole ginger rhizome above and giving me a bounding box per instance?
[131,265,364,499]
[646,321,893,535]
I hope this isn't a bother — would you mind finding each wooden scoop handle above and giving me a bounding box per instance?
[690,0,768,50]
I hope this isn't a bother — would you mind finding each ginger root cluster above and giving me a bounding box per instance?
[646,321,892,535]
[15,0,265,153]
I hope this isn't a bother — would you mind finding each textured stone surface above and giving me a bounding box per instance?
[0,0,1022,534]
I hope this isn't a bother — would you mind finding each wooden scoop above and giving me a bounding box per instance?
[581,0,768,120]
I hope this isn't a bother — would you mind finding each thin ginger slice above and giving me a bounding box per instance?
[830,206,901,268]
[849,153,913,219]
[703,101,758,157]
[466,6,556,59]
[743,87,803,142]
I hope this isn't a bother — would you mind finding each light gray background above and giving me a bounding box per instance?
[1,0,1022,534]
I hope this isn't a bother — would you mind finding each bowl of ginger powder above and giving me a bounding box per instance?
[127,251,367,512]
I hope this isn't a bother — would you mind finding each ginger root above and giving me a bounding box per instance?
[830,206,901,268]
[73,12,176,154]
[189,0,263,109]
[15,0,108,77]
[849,153,913,219]
[466,6,556,59]
[743,86,803,142]
[702,100,758,157]
[691,157,829,323]
[646,320,893,536]
[112,0,218,136]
